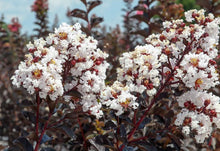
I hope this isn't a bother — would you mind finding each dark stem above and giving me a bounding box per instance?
[35,93,40,140]
[47,117,67,129]
[78,116,87,150]
[34,112,53,151]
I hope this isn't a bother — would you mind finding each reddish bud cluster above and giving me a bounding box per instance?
[183,117,192,125]
[29,48,37,53]
[184,100,217,122]
[31,0,48,12]
[95,57,104,65]
[7,18,21,33]
[143,79,153,90]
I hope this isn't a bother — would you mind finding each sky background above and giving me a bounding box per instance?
[0,0,139,35]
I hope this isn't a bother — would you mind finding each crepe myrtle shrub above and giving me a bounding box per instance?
[10,9,220,151]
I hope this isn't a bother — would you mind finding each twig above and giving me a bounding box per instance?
[35,93,40,140]
[34,111,53,151]
[78,116,87,150]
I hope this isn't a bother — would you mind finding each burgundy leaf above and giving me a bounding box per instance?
[69,9,87,21]
[90,17,103,28]
[87,0,102,13]
[80,0,87,6]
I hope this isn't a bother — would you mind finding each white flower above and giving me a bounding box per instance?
[11,23,109,118]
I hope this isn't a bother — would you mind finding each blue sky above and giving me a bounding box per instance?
[0,0,139,34]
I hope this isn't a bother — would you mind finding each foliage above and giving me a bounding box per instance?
[0,0,220,151]
[31,0,50,38]
[67,0,103,36]
[176,0,200,10]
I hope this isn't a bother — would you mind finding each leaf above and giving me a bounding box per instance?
[21,99,33,106]
[103,120,117,130]
[138,117,151,130]
[81,26,90,35]
[130,29,149,38]
[120,124,127,138]
[87,0,102,13]
[86,133,99,140]
[130,15,148,24]
[90,17,103,28]
[59,125,76,139]
[13,137,33,151]
[22,111,36,124]
[95,135,113,146]
[46,97,56,113]
[41,147,56,151]
[89,138,105,151]
[69,9,87,21]
[40,134,53,144]
[80,0,87,6]
[139,144,157,151]
[196,0,211,10]
[213,4,220,14]
[123,146,138,151]
[66,89,82,99]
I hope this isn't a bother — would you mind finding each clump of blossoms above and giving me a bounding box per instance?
[11,9,220,149]
[11,23,109,118]
[100,44,166,114]
[146,9,220,143]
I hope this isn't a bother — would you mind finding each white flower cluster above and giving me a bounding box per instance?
[117,45,163,96]
[11,23,109,118]
[146,9,220,143]
[101,81,138,116]
[99,44,164,115]
[11,39,65,100]
[175,10,220,143]
[11,10,220,142]
[175,90,220,143]
[177,52,219,90]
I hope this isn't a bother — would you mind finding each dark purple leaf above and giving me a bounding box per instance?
[22,111,36,124]
[41,147,56,151]
[123,146,138,151]
[196,0,211,10]
[21,99,33,106]
[87,0,102,13]
[130,14,148,23]
[80,0,87,6]
[138,117,151,129]
[59,125,76,139]
[120,124,127,138]
[13,137,33,151]
[69,9,87,21]
[90,17,103,28]
[103,120,117,130]
[40,134,52,144]
[140,144,157,151]
[95,135,113,146]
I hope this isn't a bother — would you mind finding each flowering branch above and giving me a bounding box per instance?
[11,9,220,150]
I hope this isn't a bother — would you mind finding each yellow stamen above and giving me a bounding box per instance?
[195,78,203,89]
[190,58,199,67]
[58,32,68,40]
[32,69,42,79]
[50,59,56,64]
